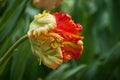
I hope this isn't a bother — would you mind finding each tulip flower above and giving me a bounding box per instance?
[28,11,83,69]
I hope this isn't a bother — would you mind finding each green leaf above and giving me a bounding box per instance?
[23,55,40,80]
[45,63,70,80]
[61,64,87,80]
[10,41,31,80]
[0,58,9,75]
[102,42,120,69]
[0,0,28,42]
[79,42,120,80]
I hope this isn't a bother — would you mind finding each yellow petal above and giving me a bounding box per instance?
[30,34,63,69]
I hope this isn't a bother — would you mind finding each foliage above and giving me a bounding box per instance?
[0,0,120,80]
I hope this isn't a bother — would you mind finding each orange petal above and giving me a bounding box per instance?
[62,41,83,61]
[55,29,84,43]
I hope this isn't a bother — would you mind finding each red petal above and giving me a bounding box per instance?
[62,41,83,61]
[53,12,83,62]
[76,24,83,32]
[62,50,72,62]
[53,12,82,35]
[55,29,83,43]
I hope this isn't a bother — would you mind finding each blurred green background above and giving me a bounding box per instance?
[0,0,120,80]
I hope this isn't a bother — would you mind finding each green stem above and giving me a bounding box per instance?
[0,34,28,66]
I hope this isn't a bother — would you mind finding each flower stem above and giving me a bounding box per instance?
[0,34,28,66]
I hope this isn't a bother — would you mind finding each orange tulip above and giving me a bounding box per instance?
[28,11,83,69]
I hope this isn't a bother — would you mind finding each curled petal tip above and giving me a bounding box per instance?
[78,40,83,45]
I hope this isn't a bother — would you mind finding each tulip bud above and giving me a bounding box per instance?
[33,0,63,10]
